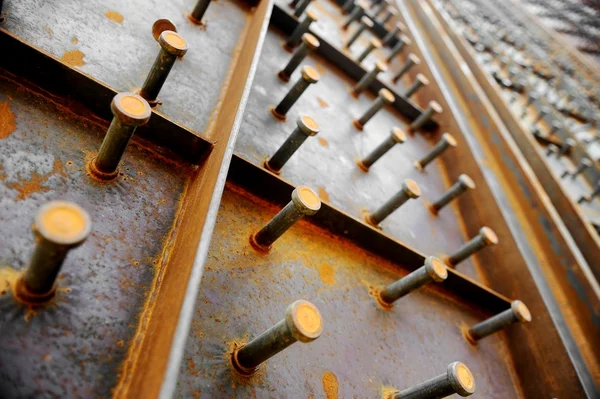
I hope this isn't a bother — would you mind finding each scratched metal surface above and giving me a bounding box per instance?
[2,0,249,136]
[234,27,482,280]
[175,186,522,398]
[0,73,189,397]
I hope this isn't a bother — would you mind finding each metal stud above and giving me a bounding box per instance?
[386,35,412,64]
[414,133,457,171]
[392,53,420,83]
[231,300,323,375]
[366,179,421,226]
[545,143,559,157]
[382,22,406,46]
[139,30,188,104]
[377,256,447,307]
[561,158,592,179]
[14,201,92,304]
[532,106,549,125]
[357,38,382,63]
[271,66,320,120]
[578,181,600,204]
[353,88,395,130]
[88,92,152,181]
[388,362,476,398]
[404,73,429,98]
[447,227,498,266]
[346,16,374,48]
[189,0,211,24]
[342,3,365,30]
[341,0,356,14]
[430,174,475,214]
[547,120,562,138]
[352,60,387,96]
[556,138,575,158]
[278,33,320,82]
[357,127,405,171]
[264,116,319,173]
[294,0,313,18]
[466,300,531,343]
[408,100,443,132]
[379,8,397,26]
[372,0,390,17]
[250,186,321,252]
[285,11,318,51]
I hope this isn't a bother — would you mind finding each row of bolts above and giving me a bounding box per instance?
[6,1,531,398]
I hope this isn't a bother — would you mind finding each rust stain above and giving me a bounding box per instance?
[317,186,330,202]
[43,26,53,38]
[105,10,124,24]
[60,50,86,67]
[0,267,18,296]
[7,159,64,200]
[318,137,329,148]
[318,263,335,285]
[317,97,329,108]
[322,371,338,399]
[315,63,327,76]
[71,36,79,45]
[381,386,397,399]
[0,101,17,139]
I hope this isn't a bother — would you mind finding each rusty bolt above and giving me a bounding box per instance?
[447,227,498,266]
[366,179,421,226]
[285,11,318,50]
[430,174,475,214]
[392,53,420,83]
[265,116,319,173]
[409,100,443,132]
[352,60,387,96]
[414,133,457,171]
[357,127,405,171]
[346,16,374,48]
[353,88,394,130]
[272,66,319,120]
[466,300,531,343]
[389,362,476,398]
[278,33,320,82]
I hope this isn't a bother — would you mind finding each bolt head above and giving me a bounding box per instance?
[425,256,448,282]
[111,92,152,126]
[375,61,388,73]
[152,19,177,41]
[396,21,407,32]
[360,16,374,28]
[447,362,476,396]
[442,132,457,147]
[285,300,323,342]
[302,33,320,50]
[565,138,576,148]
[371,38,383,49]
[159,30,188,56]
[581,158,593,168]
[306,10,318,21]
[407,53,421,65]
[292,186,322,215]
[458,174,476,190]
[402,179,421,199]
[429,100,443,114]
[297,115,320,136]
[479,227,498,245]
[301,66,320,84]
[391,127,406,143]
[511,300,532,323]
[379,88,395,104]
[400,34,412,46]
[416,73,429,86]
[35,201,92,247]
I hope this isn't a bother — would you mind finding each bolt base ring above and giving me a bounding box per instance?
[427,203,439,216]
[87,157,120,182]
[14,277,57,306]
[277,71,291,83]
[356,159,369,172]
[375,290,393,310]
[462,328,478,346]
[352,119,364,131]
[413,160,424,172]
[364,213,379,227]
[187,13,206,26]
[231,346,260,376]
[270,106,287,122]
[282,41,295,53]
[249,233,271,253]
[262,158,282,175]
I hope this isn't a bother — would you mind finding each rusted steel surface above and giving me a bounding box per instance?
[175,185,523,398]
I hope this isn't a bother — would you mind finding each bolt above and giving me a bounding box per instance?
[366,179,421,226]
[379,8,397,25]
[430,174,475,214]
[346,16,374,48]
[389,362,476,398]
[189,0,211,24]
[265,116,319,173]
[356,38,382,63]
[382,22,405,46]
[357,127,405,171]
[532,106,549,125]
[414,133,457,171]
[378,256,447,306]
[466,300,531,343]
[353,88,394,130]
[139,30,188,104]
[278,34,320,82]
[88,92,152,181]
[271,66,319,120]
[408,100,443,132]
[578,181,600,204]
[285,11,318,50]
[447,226,498,266]
[392,53,420,82]
[556,138,575,158]
[547,120,562,138]
[341,0,356,14]
[561,158,592,179]
[372,0,390,17]
[342,3,365,30]
[231,300,323,375]
[386,35,412,64]
[250,186,321,252]
[352,61,387,96]
[14,201,91,305]
[404,73,429,98]
[294,0,313,18]
[545,144,559,156]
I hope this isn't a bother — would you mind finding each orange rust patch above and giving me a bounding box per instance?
[7,159,64,200]
[43,354,52,361]
[0,267,19,296]
[382,386,397,399]
[117,340,125,347]
[296,302,321,333]
[317,186,330,202]
[317,97,329,108]
[318,137,329,148]
[163,31,186,48]
[120,95,147,116]
[322,371,339,399]
[315,63,327,76]
[105,10,124,24]
[318,263,335,285]
[39,205,88,241]
[0,101,16,139]
[60,50,86,67]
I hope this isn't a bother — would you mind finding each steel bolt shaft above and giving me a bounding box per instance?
[140,30,188,104]
[342,4,364,30]
[386,35,412,63]
[430,174,475,214]
[89,92,152,181]
[404,73,429,98]
[392,53,420,82]
[294,0,313,18]
[15,201,91,304]
[390,362,476,398]
[265,116,319,173]
[578,181,600,204]
[447,226,498,266]
[556,138,575,158]
[467,300,531,343]
[378,256,447,306]
[382,22,405,46]
[357,38,382,62]
[272,66,320,120]
[285,11,318,50]
[278,34,320,82]
[352,61,387,96]
[366,179,421,226]
[409,101,442,132]
[357,127,405,171]
[346,16,374,48]
[414,133,457,171]
[250,186,321,251]
[353,88,395,130]
[561,158,592,179]
[231,300,323,375]
[342,0,355,14]
[190,0,211,24]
